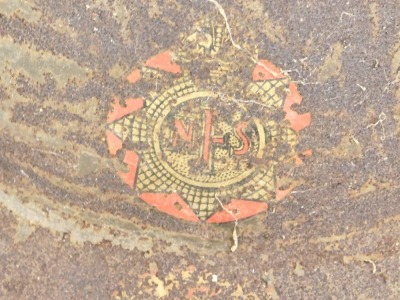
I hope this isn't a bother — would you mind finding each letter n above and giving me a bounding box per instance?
[173,119,193,148]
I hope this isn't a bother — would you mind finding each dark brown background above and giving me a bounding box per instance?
[0,0,399,298]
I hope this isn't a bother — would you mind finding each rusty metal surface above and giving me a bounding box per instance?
[0,0,400,298]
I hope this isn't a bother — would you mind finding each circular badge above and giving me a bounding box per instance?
[106,17,311,223]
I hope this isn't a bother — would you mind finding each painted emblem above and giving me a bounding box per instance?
[106,17,311,223]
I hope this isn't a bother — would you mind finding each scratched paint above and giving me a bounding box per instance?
[106,17,311,222]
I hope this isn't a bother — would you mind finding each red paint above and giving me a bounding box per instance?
[140,193,200,222]
[212,137,224,144]
[275,179,295,201]
[283,82,302,109]
[202,109,213,162]
[233,122,250,155]
[303,149,313,156]
[276,187,292,201]
[252,59,285,81]
[127,68,141,84]
[283,83,311,132]
[295,149,313,166]
[107,97,144,123]
[207,199,268,223]
[118,150,139,188]
[173,119,193,148]
[145,51,182,74]
[106,129,123,155]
